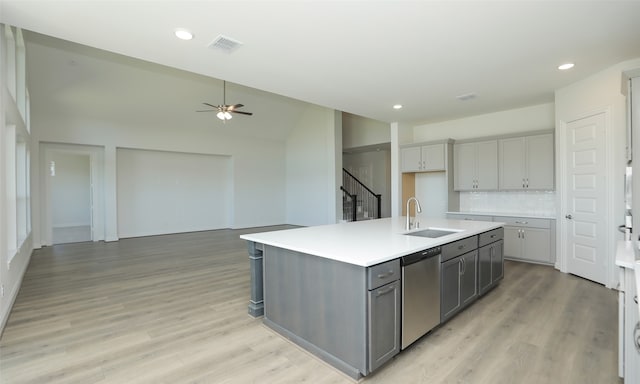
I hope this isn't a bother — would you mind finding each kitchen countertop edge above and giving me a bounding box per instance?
[240,217,503,267]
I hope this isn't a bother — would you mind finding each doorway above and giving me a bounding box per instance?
[49,152,92,244]
[41,143,105,246]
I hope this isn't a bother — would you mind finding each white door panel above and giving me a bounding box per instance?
[564,113,607,285]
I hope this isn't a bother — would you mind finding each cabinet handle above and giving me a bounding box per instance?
[460,258,466,274]
[490,234,496,238]
[376,285,395,296]
[377,270,394,279]
[521,229,525,239]
[458,245,465,250]
[515,221,528,224]
[635,295,638,304]
[522,178,525,188]
[526,178,529,188]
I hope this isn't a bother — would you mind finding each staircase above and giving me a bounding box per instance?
[341,168,381,222]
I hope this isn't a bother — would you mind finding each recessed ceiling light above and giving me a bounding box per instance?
[558,63,575,70]
[393,104,403,110]
[174,28,194,40]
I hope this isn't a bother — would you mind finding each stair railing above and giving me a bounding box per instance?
[341,168,381,221]
[340,186,357,222]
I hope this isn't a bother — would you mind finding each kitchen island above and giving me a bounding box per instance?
[240,217,503,379]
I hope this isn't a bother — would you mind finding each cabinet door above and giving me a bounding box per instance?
[401,147,422,173]
[478,244,492,295]
[454,143,477,190]
[460,251,478,307]
[421,144,445,171]
[526,134,554,190]
[368,280,400,372]
[476,141,498,190]
[503,226,522,258]
[521,228,551,263]
[499,137,526,190]
[441,257,461,322]
[491,240,504,283]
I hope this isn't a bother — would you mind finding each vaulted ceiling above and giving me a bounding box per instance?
[2,1,640,125]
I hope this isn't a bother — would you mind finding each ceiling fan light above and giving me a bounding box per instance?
[216,111,226,120]
[224,112,232,120]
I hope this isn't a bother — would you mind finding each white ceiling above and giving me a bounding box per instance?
[2,1,640,125]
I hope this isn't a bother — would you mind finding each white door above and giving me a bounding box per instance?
[564,113,607,285]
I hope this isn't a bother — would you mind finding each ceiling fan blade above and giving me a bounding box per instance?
[231,110,253,116]
[227,104,244,110]
[196,110,216,112]
[203,102,220,109]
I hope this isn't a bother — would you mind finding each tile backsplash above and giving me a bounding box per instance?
[459,190,556,217]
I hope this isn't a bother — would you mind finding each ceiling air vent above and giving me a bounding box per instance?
[456,92,477,101]
[208,35,243,53]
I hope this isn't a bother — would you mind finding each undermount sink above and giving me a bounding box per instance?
[405,228,460,238]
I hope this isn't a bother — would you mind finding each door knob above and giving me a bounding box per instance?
[565,214,573,219]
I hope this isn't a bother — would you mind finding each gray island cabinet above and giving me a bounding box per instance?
[240,217,503,379]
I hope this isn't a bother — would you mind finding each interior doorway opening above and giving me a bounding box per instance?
[41,143,105,246]
[50,152,92,244]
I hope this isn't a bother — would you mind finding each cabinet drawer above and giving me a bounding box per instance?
[479,227,504,247]
[368,259,400,290]
[441,236,478,262]
[447,213,493,222]
[497,216,551,229]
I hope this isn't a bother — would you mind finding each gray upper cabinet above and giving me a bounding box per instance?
[454,140,498,191]
[499,133,554,190]
[401,144,445,173]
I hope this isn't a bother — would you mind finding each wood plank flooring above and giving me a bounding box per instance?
[0,227,622,384]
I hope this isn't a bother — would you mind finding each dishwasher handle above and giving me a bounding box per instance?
[402,247,441,266]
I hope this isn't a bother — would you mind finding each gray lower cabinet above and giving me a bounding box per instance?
[368,280,400,371]
[478,228,504,295]
[502,217,554,264]
[441,249,478,323]
[263,245,401,379]
[479,240,504,295]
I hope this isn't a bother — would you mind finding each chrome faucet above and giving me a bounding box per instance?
[406,197,422,231]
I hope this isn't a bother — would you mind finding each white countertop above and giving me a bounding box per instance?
[240,217,503,267]
[447,211,556,220]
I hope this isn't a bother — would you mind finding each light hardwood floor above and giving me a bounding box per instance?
[0,227,622,384]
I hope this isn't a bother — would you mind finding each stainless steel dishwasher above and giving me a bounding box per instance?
[401,246,441,349]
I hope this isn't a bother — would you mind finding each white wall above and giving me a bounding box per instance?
[412,103,555,142]
[116,148,232,238]
[342,112,390,149]
[50,152,91,228]
[30,114,289,244]
[286,106,340,226]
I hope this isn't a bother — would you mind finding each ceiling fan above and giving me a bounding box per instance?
[197,80,253,121]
